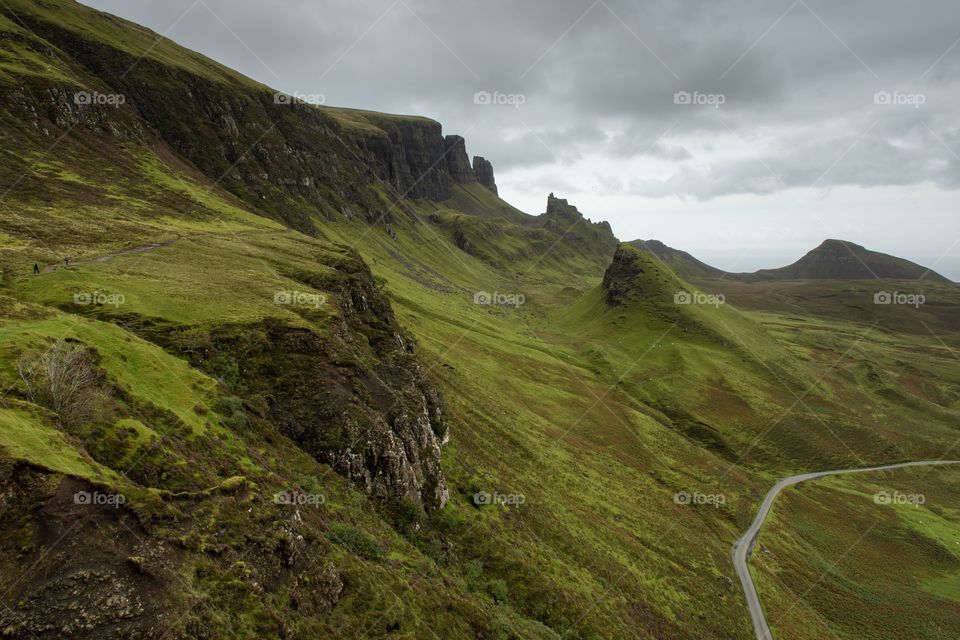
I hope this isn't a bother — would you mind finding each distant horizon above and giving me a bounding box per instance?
[507,192,960,281]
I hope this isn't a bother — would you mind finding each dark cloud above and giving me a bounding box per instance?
[83,0,960,183]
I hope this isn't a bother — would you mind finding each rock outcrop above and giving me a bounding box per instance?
[443,135,475,185]
[540,194,619,259]
[601,243,685,308]
[1,11,498,230]
[472,156,497,194]
[168,248,450,511]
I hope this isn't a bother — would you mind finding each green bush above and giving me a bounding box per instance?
[327,524,383,561]
[484,578,508,603]
[214,395,247,430]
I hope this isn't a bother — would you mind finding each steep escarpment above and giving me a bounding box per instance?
[602,244,682,307]
[358,119,489,201]
[472,156,497,194]
[232,249,450,511]
[1,0,498,231]
[540,194,619,258]
[133,247,450,511]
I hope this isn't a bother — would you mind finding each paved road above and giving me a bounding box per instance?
[733,460,960,640]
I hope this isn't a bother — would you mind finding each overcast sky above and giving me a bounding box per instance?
[80,0,960,279]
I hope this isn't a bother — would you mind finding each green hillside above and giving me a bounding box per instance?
[0,1,958,639]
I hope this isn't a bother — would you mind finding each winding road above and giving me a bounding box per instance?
[733,460,960,640]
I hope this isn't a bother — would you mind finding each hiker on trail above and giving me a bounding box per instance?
[64,256,70,267]
[33,262,40,275]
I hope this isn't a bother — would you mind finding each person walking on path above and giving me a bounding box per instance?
[33,262,40,275]
[64,256,70,267]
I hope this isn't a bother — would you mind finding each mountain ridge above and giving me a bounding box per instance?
[0,2,959,639]
[634,237,952,283]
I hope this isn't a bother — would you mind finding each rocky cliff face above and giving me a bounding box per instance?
[0,10,483,510]
[472,156,497,194]
[361,119,478,201]
[161,248,450,511]
[442,135,475,185]
[2,12,497,230]
[540,194,619,258]
[0,463,346,639]
[602,245,648,307]
[600,243,692,309]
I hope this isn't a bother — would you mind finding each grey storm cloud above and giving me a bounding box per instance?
[79,0,960,200]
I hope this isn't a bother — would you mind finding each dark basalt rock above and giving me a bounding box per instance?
[602,245,648,307]
[472,156,497,194]
[163,248,450,511]
[1,12,498,232]
[443,135,475,185]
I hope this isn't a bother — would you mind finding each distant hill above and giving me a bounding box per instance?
[632,238,952,283]
[628,239,727,280]
[746,239,950,282]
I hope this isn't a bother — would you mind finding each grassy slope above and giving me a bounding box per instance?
[0,1,957,638]
[320,218,763,638]
[320,215,960,637]
[752,466,960,639]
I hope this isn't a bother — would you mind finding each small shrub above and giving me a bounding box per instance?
[383,496,421,534]
[17,339,108,427]
[208,352,241,389]
[213,395,247,430]
[484,578,508,603]
[327,524,383,561]
[464,559,484,583]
